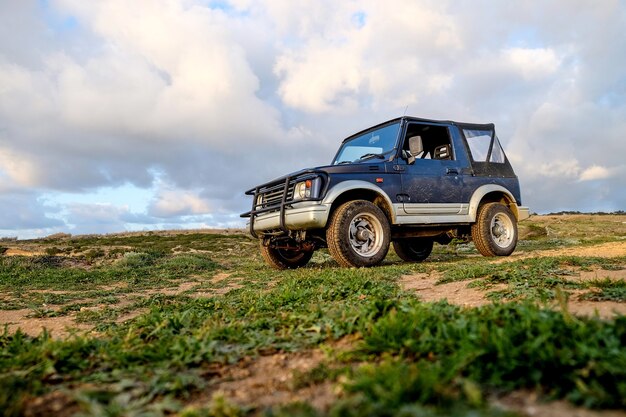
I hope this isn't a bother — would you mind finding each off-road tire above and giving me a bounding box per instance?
[393,238,434,262]
[326,200,390,267]
[259,242,313,270]
[471,202,518,256]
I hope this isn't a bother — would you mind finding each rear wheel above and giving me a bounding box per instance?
[393,238,433,262]
[326,200,390,267]
[471,202,518,256]
[259,242,314,269]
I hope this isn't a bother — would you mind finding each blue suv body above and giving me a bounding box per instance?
[241,116,529,269]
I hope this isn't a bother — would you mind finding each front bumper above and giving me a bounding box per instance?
[517,206,531,221]
[249,202,331,234]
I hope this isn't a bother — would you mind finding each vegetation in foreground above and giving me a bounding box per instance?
[0,215,625,416]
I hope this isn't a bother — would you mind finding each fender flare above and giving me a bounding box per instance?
[468,184,519,221]
[322,180,397,223]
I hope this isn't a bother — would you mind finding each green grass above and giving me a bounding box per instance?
[357,301,626,410]
[0,262,407,416]
[579,278,626,302]
[438,256,624,302]
[0,220,625,416]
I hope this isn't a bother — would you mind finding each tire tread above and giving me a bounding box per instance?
[471,202,517,257]
[327,200,390,267]
[259,242,313,269]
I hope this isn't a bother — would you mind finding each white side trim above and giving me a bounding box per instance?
[393,184,522,225]
[402,203,469,215]
[394,203,472,224]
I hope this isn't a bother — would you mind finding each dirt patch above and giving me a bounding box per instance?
[192,349,336,412]
[577,268,626,281]
[400,273,505,308]
[3,248,46,257]
[562,286,626,318]
[211,272,231,283]
[509,241,626,261]
[22,389,80,417]
[28,289,74,295]
[194,273,242,296]
[115,308,149,323]
[0,309,92,338]
[0,273,249,338]
[101,282,130,291]
[156,280,200,296]
[137,273,243,297]
[399,266,626,319]
[565,298,626,318]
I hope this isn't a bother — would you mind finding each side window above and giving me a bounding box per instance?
[464,129,506,163]
[464,130,491,162]
[403,124,454,161]
[489,135,505,163]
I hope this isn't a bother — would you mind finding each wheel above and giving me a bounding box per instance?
[259,242,313,269]
[393,238,433,262]
[471,202,518,256]
[326,200,390,267]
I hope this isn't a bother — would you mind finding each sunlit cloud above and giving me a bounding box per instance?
[0,0,624,237]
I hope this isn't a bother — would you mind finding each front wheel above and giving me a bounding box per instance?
[393,238,433,262]
[326,200,390,267]
[471,202,518,256]
[259,242,314,269]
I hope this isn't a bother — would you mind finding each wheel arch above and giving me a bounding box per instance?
[323,181,396,225]
[469,185,520,221]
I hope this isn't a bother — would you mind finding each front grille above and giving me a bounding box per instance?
[258,182,295,210]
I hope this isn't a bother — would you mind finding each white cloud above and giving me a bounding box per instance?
[0,0,625,237]
[535,159,581,180]
[148,186,211,218]
[271,0,462,113]
[503,47,561,81]
[275,45,363,112]
[0,147,41,187]
[579,165,612,181]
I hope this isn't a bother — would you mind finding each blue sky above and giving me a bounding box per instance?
[0,0,625,238]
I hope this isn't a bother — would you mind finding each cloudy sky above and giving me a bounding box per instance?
[0,0,625,238]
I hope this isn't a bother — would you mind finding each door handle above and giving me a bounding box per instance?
[446,168,459,175]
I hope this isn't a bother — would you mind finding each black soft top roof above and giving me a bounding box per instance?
[342,116,495,143]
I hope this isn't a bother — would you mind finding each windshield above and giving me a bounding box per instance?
[333,122,401,165]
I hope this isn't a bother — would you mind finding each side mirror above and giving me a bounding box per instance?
[406,136,423,165]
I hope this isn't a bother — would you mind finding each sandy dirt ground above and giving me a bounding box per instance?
[0,272,244,338]
[3,232,625,417]
[401,241,626,318]
[2,240,624,335]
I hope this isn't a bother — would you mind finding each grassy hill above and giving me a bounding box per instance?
[0,215,625,416]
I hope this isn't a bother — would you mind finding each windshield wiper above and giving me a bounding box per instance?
[358,153,387,161]
[337,160,353,165]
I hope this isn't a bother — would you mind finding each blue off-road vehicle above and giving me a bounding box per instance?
[241,116,529,269]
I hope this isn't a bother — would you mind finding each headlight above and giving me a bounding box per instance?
[294,181,309,199]
[294,177,322,200]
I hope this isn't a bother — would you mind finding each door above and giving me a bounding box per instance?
[396,123,468,218]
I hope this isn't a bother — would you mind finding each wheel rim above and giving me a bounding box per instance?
[348,213,384,257]
[490,212,514,248]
